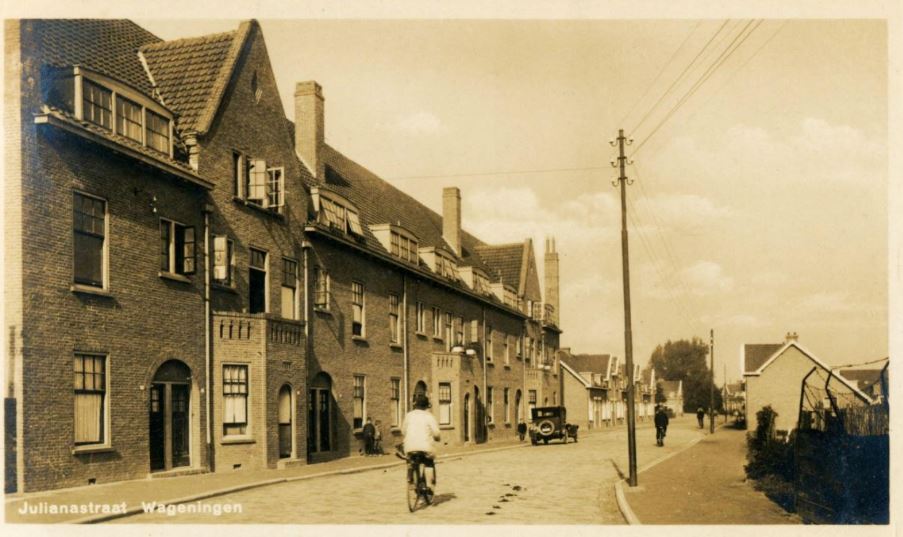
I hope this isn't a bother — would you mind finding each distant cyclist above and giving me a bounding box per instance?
[654,405,669,447]
[401,394,441,484]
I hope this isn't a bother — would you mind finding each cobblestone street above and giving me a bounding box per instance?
[115,417,701,524]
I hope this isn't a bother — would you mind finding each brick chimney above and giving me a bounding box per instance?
[785,331,799,343]
[294,81,324,180]
[544,237,560,325]
[442,187,461,256]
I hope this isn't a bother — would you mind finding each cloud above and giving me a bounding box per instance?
[390,111,445,135]
[634,194,730,231]
[682,261,734,295]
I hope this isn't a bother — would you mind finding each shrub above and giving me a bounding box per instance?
[745,405,795,481]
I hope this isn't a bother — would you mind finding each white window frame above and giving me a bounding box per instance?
[281,257,299,320]
[73,352,111,449]
[438,382,452,426]
[159,218,196,276]
[352,281,366,338]
[416,302,425,333]
[388,293,401,344]
[353,374,366,430]
[213,236,236,287]
[222,363,251,437]
[314,267,331,310]
[249,247,269,314]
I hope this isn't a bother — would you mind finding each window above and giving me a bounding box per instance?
[416,302,425,333]
[320,198,345,230]
[159,219,196,275]
[504,388,510,424]
[391,378,401,427]
[213,236,235,286]
[432,307,441,337]
[528,390,537,414]
[266,166,285,213]
[223,365,249,435]
[487,386,494,424]
[73,192,106,288]
[471,320,480,343]
[249,248,268,314]
[435,253,457,279]
[83,79,112,130]
[389,231,418,263]
[444,312,453,351]
[516,336,523,359]
[504,335,510,365]
[115,95,142,142]
[232,152,243,197]
[438,383,452,425]
[353,375,365,429]
[352,282,365,337]
[246,158,267,206]
[74,353,106,445]
[486,327,494,362]
[145,110,170,154]
[347,210,364,236]
[314,267,330,309]
[388,294,400,344]
[281,258,298,320]
[234,155,284,212]
[455,316,464,346]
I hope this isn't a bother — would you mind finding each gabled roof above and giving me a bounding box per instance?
[660,380,682,396]
[141,23,252,135]
[724,382,744,395]
[24,19,162,96]
[839,366,887,392]
[559,360,591,388]
[742,343,784,374]
[560,354,612,378]
[474,243,524,288]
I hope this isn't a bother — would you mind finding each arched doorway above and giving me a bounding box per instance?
[278,385,293,459]
[515,390,522,424]
[463,393,470,442]
[308,373,332,456]
[149,360,192,472]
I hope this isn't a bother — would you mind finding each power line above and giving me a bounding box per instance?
[618,21,702,128]
[628,20,730,136]
[384,165,608,181]
[631,19,763,157]
[830,357,890,371]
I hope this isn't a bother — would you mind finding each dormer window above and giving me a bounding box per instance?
[43,66,175,157]
[436,252,457,280]
[311,187,365,238]
[372,224,419,264]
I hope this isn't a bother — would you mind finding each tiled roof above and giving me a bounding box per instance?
[641,368,655,384]
[141,24,249,135]
[839,367,887,391]
[561,353,611,376]
[26,19,162,97]
[474,243,524,289]
[660,380,682,395]
[743,343,784,374]
[314,145,516,284]
[724,382,744,394]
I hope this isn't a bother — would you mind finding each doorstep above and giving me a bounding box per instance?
[148,467,208,479]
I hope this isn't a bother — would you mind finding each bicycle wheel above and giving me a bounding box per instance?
[421,465,435,505]
[406,463,419,512]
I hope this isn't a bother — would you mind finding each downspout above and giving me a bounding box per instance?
[481,307,487,442]
[202,203,214,472]
[402,275,409,413]
[522,318,528,423]
[302,240,311,338]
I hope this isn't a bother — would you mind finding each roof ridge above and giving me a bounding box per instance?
[141,29,237,51]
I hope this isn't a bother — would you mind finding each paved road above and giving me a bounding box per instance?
[116,417,702,524]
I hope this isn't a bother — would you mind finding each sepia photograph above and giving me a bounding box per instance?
[2,1,898,532]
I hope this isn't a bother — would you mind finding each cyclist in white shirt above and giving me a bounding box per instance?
[401,394,440,483]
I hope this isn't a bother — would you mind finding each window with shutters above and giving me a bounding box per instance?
[159,219,196,277]
[73,192,107,289]
[223,365,249,436]
[74,353,107,446]
[212,236,235,287]
[312,187,364,237]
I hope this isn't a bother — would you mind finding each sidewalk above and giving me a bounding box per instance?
[619,425,801,524]
[6,424,650,524]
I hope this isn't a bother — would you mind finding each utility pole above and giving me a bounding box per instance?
[709,329,715,434]
[611,129,638,487]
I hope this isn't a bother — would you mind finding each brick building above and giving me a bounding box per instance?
[559,352,654,430]
[5,18,564,492]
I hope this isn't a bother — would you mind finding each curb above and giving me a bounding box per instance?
[613,428,716,525]
[72,441,529,524]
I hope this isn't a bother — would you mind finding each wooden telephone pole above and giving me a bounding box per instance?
[710,329,715,434]
[612,129,638,486]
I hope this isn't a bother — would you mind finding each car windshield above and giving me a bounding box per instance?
[533,409,559,418]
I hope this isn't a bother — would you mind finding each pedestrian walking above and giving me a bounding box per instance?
[517,421,527,442]
[654,405,669,446]
[696,407,705,429]
[362,417,376,456]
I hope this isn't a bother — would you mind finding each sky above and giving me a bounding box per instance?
[135,18,889,385]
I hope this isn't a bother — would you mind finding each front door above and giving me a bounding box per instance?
[278,386,292,459]
[149,384,165,471]
[171,384,190,468]
[308,388,332,454]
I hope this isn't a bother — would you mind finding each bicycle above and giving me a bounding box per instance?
[656,426,666,447]
[397,450,435,511]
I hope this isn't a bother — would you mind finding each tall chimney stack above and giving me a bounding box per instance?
[442,187,462,256]
[544,236,560,325]
[294,81,324,180]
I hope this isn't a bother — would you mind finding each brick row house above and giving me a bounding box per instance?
[4,19,564,492]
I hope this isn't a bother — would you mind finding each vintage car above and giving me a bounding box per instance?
[529,406,578,445]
